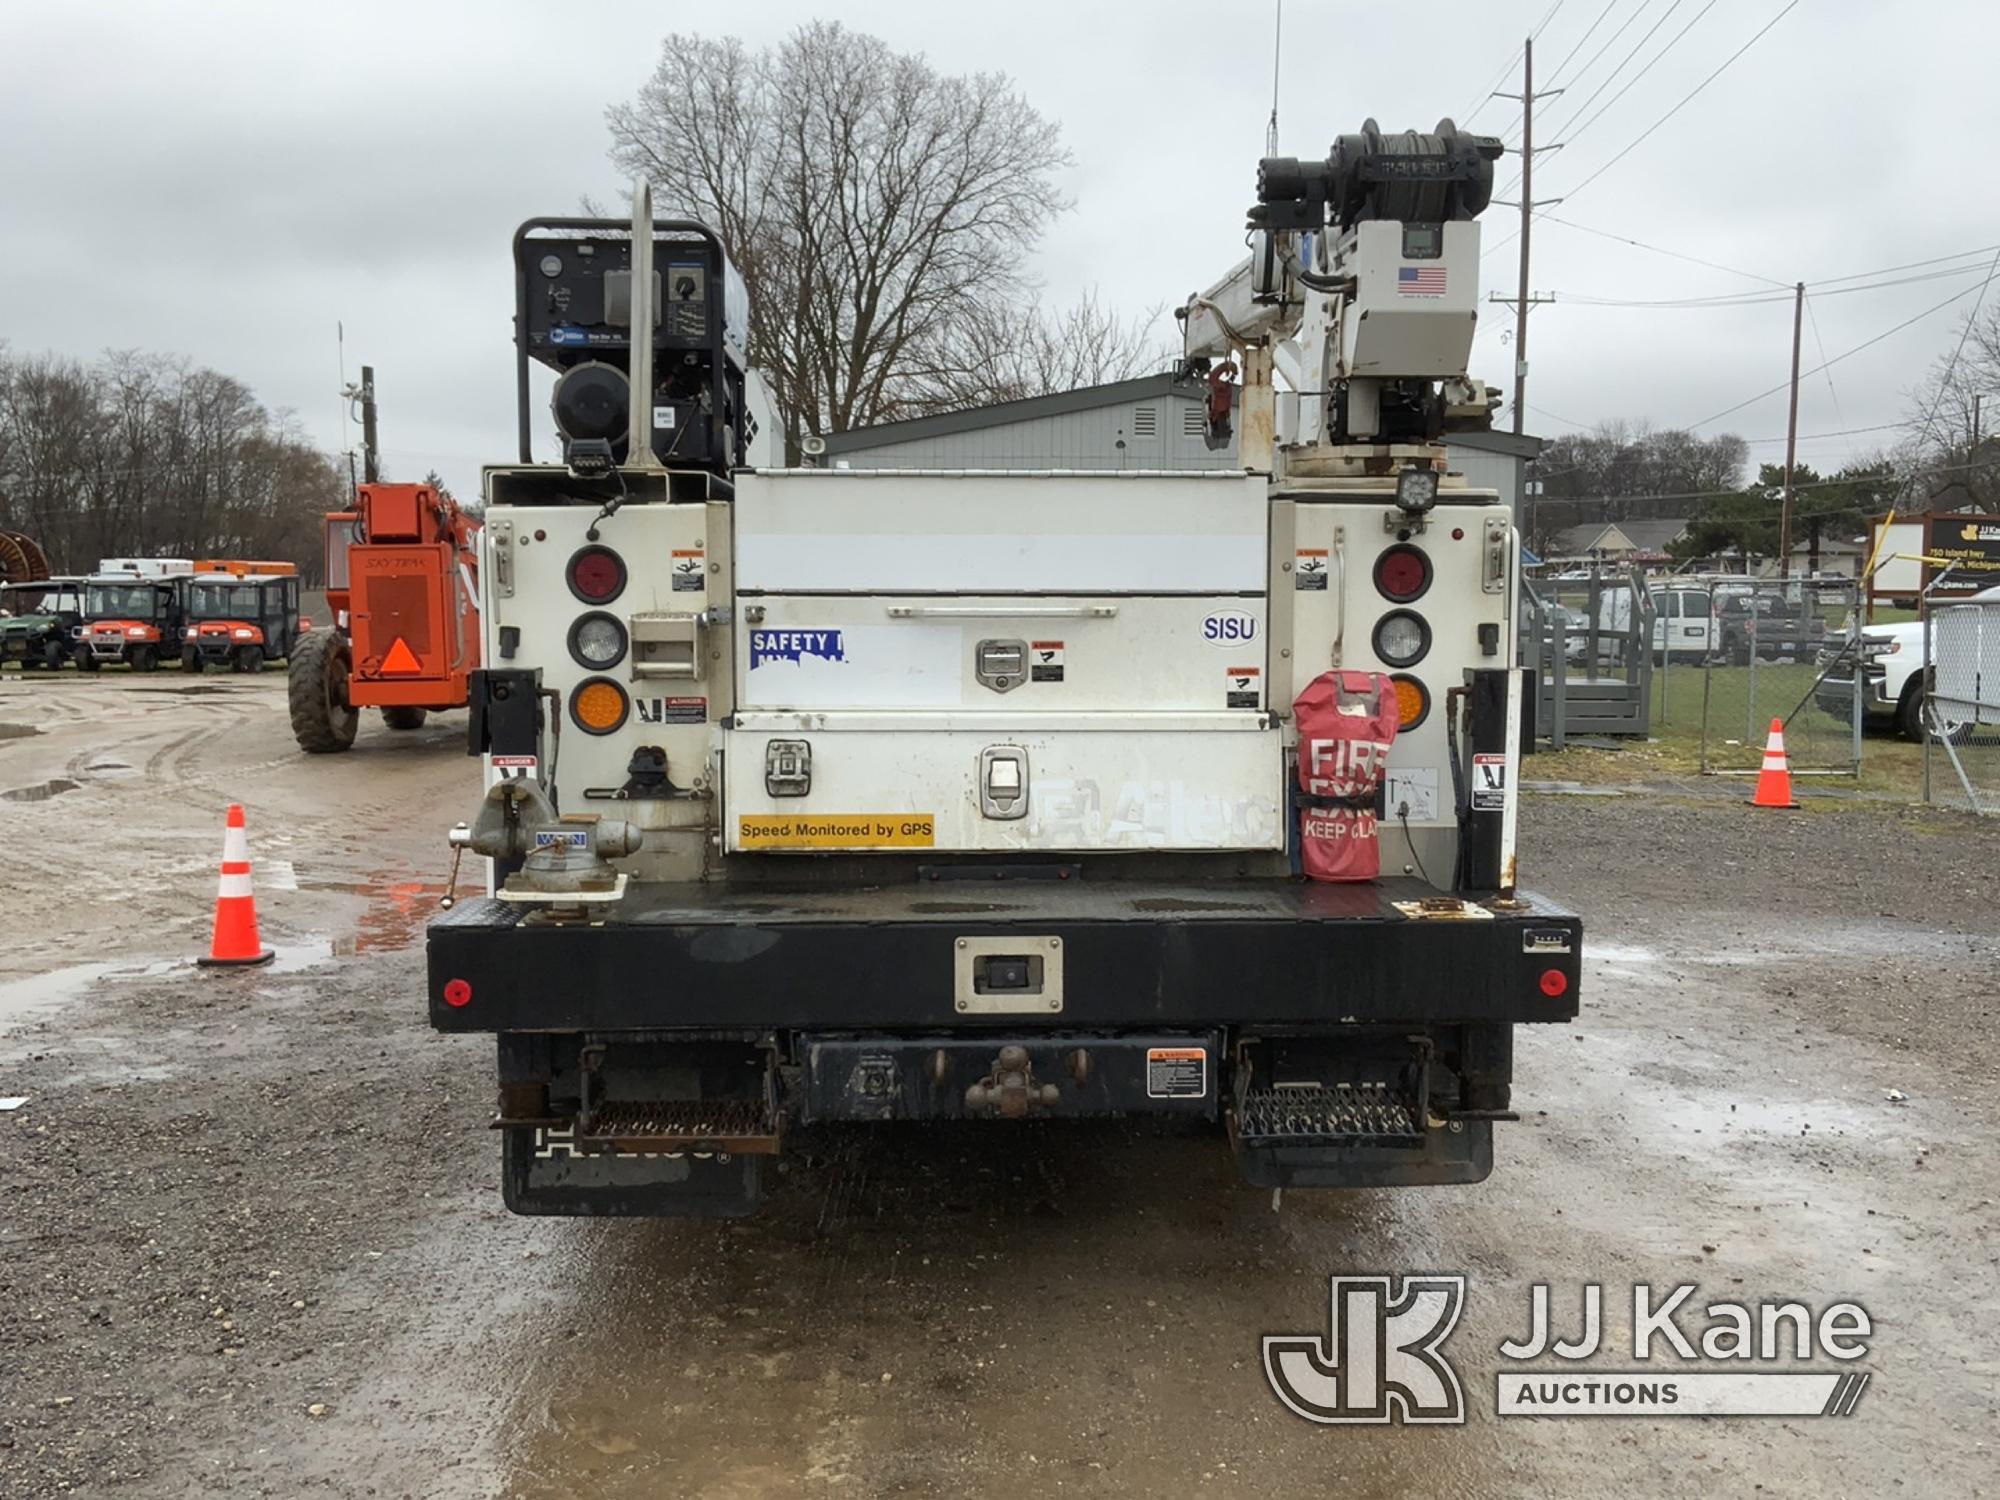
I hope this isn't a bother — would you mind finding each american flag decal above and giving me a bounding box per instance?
[1397,265,1448,297]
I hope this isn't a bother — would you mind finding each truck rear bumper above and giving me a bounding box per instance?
[427,877,1581,1032]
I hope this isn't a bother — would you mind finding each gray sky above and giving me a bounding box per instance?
[3,0,1993,495]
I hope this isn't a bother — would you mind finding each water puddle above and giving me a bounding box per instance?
[0,721,38,740]
[0,958,184,1032]
[81,758,136,780]
[296,874,451,953]
[2,776,80,802]
[0,940,338,1040]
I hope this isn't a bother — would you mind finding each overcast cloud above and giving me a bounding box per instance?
[2,0,1991,496]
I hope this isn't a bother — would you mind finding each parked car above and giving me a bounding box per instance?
[1816,584,2000,740]
[1559,583,1715,665]
[1715,590,1826,665]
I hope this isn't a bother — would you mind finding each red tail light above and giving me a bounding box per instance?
[1374,544,1432,603]
[567,545,626,605]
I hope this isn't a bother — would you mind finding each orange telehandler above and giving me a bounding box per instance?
[289,481,481,752]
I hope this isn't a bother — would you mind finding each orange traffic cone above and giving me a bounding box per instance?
[198,803,275,967]
[1747,718,1801,810]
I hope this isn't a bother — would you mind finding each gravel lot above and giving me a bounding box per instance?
[2,672,1996,1497]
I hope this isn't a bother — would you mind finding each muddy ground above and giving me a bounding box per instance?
[1,671,1996,1498]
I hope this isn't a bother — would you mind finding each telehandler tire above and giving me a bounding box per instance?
[381,705,428,731]
[289,629,359,753]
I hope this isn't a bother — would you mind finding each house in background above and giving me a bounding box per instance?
[820,373,1543,513]
[1546,518,1690,568]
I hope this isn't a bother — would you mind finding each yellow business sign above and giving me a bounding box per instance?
[737,812,936,850]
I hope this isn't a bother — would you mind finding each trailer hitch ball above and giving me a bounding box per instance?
[964,1044,1060,1119]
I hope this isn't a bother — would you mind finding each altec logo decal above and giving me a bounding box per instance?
[750,629,845,667]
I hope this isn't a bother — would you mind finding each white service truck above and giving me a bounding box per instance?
[428,125,1582,1217]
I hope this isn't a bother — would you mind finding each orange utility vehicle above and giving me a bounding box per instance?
[180,561,305,672]
[289,481,481,751]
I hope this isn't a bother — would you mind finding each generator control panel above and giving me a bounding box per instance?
[512,217,750,477]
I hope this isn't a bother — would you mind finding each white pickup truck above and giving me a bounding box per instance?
[1819,584,2000,740]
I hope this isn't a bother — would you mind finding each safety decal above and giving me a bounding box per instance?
[1226,665,1261,709]
[749,629,846,667]
[1471,753,1509,812]
[1031,640,1066,682]
[1383,767,1439,822]
[492,753,537,781]
[1295,548,1329,590]
[1146,1047,1208,1099]
[671,548,705,592]
[637,696,706,725]
[737,813,935,850]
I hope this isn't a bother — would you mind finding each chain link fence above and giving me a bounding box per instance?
[1693,576,1863,775]
[1924,597,2000,814]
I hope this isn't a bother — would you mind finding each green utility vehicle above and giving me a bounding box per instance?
[0,578,85,670]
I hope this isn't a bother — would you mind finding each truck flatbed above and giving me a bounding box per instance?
[428,878,1580,1032]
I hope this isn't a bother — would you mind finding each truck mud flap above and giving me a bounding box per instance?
[501,1124,764,1218]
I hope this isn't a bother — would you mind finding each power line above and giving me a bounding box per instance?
[1459,3,1568,125]
[1496,0,1619,142]
[1520,212,1792,288]
[1504,0,1662,149]
[1799,293,1848,454]
[1558,0,1718,150]
[1530,458,1983,511]
[1504,0,1680,154]
[1552,260,2000,308]
[1561,1,1799,199]
[1690,274,1996,429]
[1907,247,2000,456]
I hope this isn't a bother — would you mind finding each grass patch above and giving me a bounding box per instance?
[1531,659,1936,800]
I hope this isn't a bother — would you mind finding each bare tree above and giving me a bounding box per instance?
[0,348,346,579]
[606,22,1073,449]
[909,289,1173,411]
[1902,305,2000,511]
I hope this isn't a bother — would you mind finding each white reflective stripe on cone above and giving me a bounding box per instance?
[217,873,255,899]
[222,825,250,863]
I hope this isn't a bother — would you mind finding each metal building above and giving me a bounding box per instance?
[819,373,1543,512]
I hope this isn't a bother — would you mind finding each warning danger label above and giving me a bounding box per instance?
[1472,752,1509,811]
[1295,548,1329,590]
[671,549,706,593]
[737,813,936,850]
[1030,639,1066,682]
[1226,665,1261,709]
[1146,1047,1208,1099]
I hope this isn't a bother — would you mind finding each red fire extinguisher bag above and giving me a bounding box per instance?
[1293,670,1401,882]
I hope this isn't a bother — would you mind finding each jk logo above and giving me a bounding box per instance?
[1263,1275,1467,1424]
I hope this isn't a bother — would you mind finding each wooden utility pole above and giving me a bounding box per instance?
[1490,39,1561,435]
[1778,284,1803,578]
[360,368,378,484]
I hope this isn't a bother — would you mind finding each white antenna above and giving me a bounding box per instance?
[1265,0,1282,156]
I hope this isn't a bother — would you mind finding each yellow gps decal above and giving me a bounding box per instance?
[737,813,936,849]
